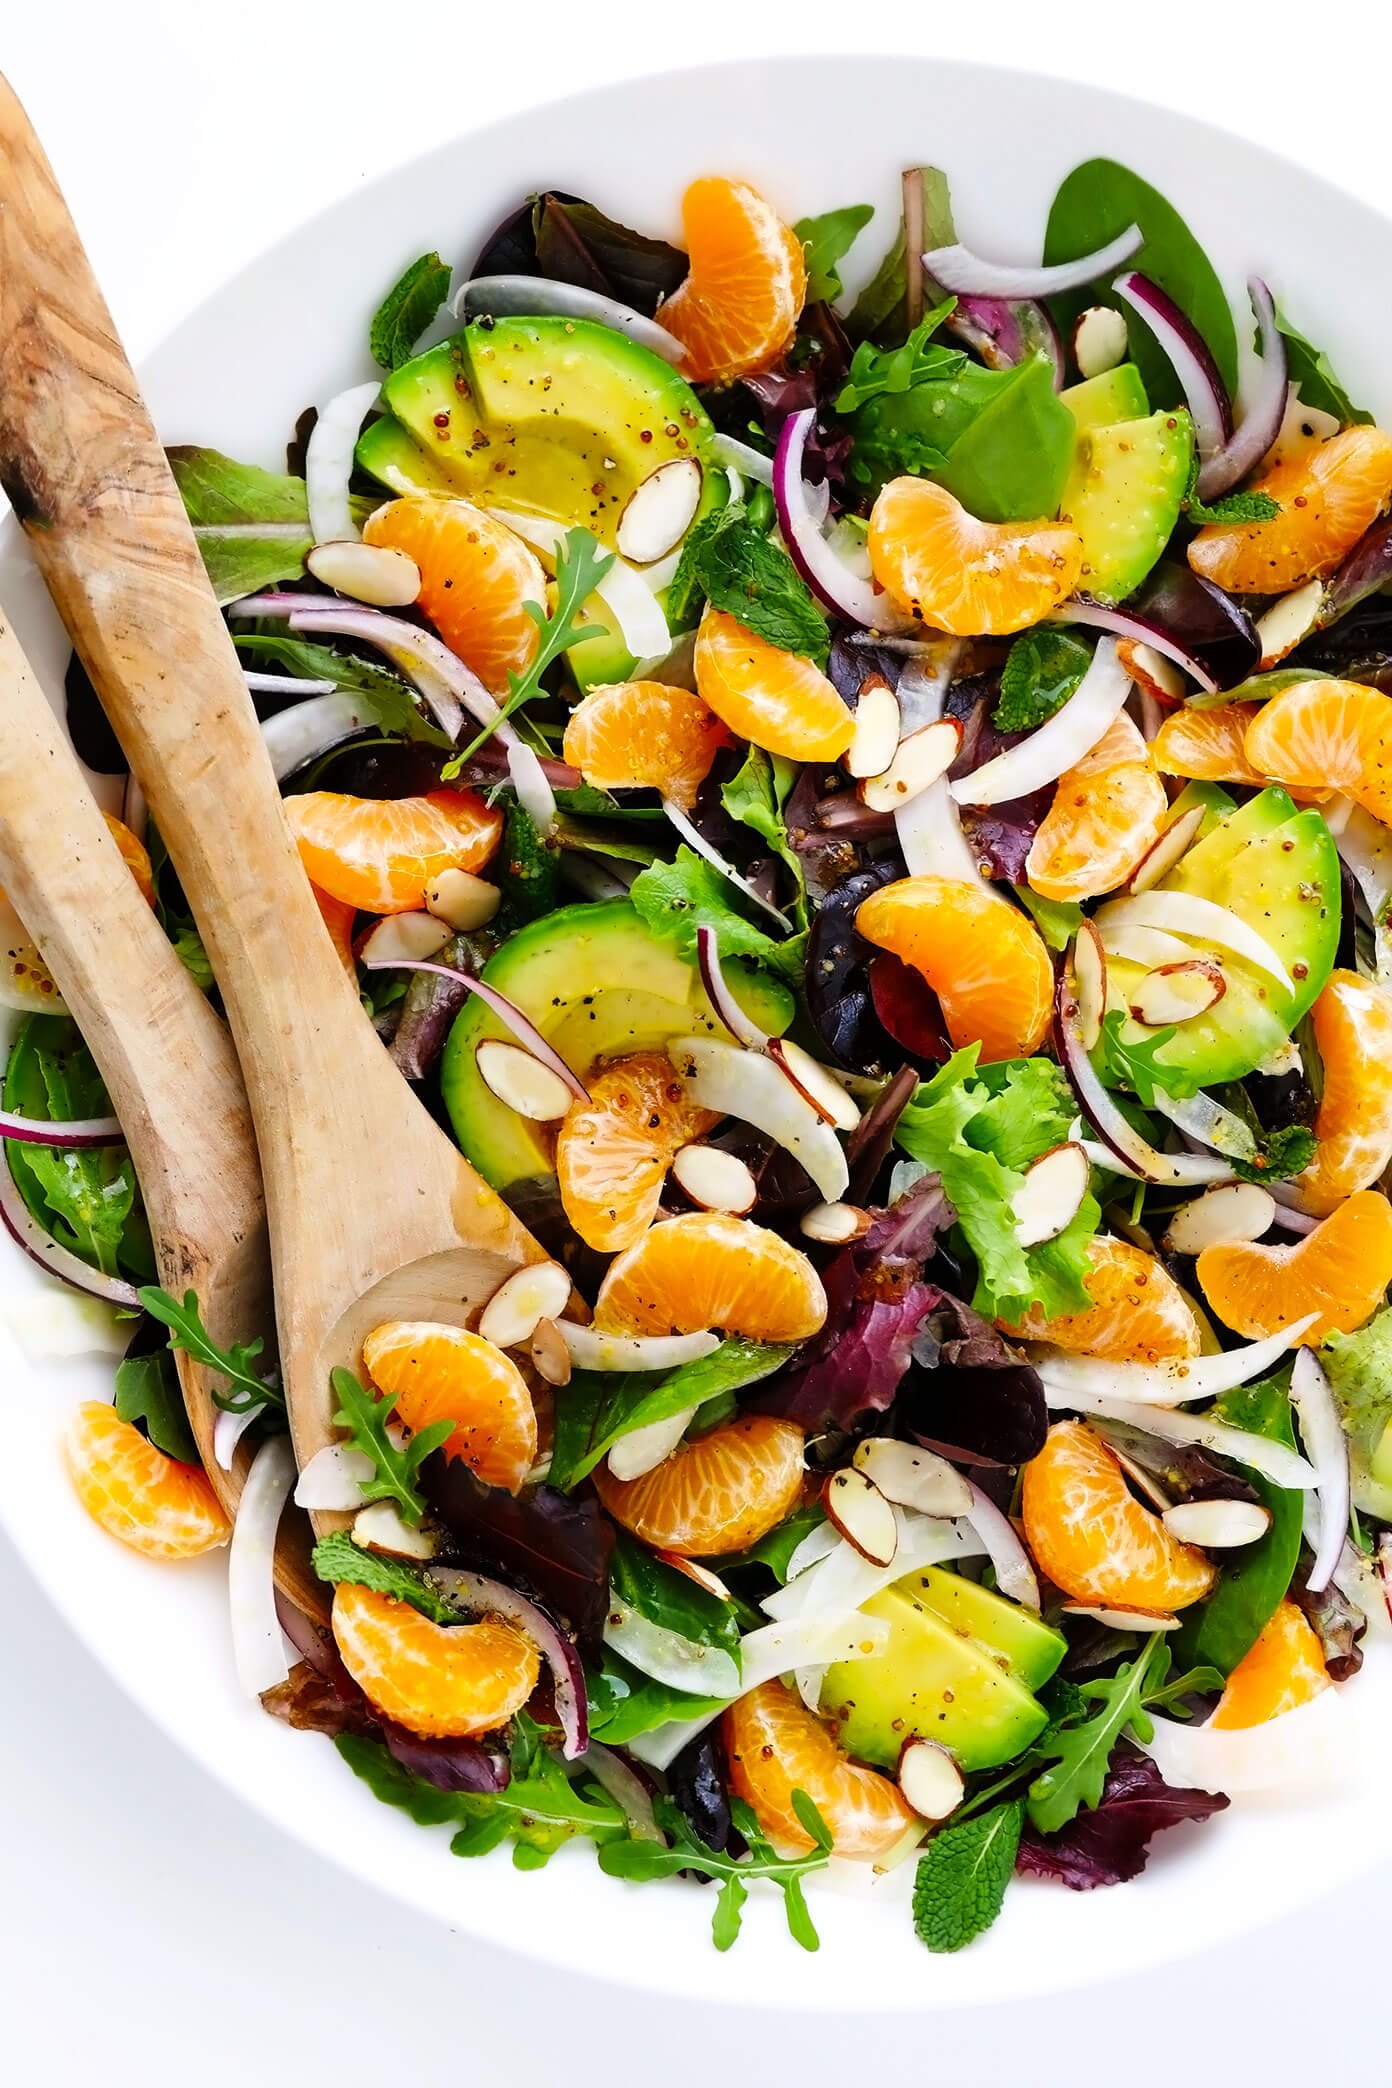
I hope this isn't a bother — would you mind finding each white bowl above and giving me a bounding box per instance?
[2,54,1389,2009]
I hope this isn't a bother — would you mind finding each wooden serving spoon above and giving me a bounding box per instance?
[0,610,322,1616]
[0,76,545,1534]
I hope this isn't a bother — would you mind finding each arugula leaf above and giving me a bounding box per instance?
[234,633,451,747]
[138,1285,283,1416]
[835,299,963,413]
[1094,1009,1192,1107]
[443,527,615,771]
[912,1798,1022,1953]
[1275,306,1371,425]
[312,1529,460,1623]
[721,746,808,929]
[1026,1636,1171,1834]
[370,251,451,370]
[4,1017,148,1280]
[548,1335,792,1490]
[168,447,372,605]
[584,1646,731,1745]
[994,629,1092,733]
[114,1347,198,1464]
[598,1793,831,1952]
[629,847,805,987]
[680,503,828,661]
[330,1366,452,1523]
[609,1530,742,1658]
[1231,1124,1318,1183]
[794,202,874,305]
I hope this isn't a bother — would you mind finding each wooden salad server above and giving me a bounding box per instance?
[0,610,322,1616]
[0,75,546,1533]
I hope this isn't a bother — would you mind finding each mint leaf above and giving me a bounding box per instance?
[370,251,451,370]
[549,1334,792,1490]
[629,847,805,986]
[913,1798,1023,1952]
[168,447,372,605]
[312,1529,460,1624]
[138,1285,284,1417]
[1181,455,1279,526]
[1026,1637,1170,1834]
[234,633,451,747]
[683,503,828,661]
[835,299,963,412]
[994,629,1092,733]
[1231,1123,1317,1183]
[329,1365,452,1523]
[794,203,874,305]
[114,1348,198,1465]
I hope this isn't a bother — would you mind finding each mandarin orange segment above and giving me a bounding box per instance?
[593,1412,804,1556]
[1025,712,1169,902]
[64,1401,230,1561]
[1021,1419,1216,1611]
[1195,1188,1392,1345]
[104,814,156,905]
[1152,702,1267,787]
[311,882,358,974]
[1188,426,1392,594]
[1211,1598,1331,1729]
[361,1320,537,1494]
[555,1052,718,1253]
[331,1582,540,1738]
[284,788,503,913]
[1243,677,1392,825]
[1296,971,1392,1215]
[694,606,849,761]
[1002,1236,1202,1363]
[723,1679,917,1860]
[854,875,1053,1062]
[867,477,1084,637]
[656,176,806,385]
[561,680,732,811]
[363,497,545,693]
[592,1210,827,1341]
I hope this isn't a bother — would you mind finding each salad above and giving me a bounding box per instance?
[20,153,1392,1958]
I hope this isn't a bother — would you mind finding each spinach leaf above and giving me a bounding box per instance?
[370,251,451,370]
[609,1530,741,1658]
[233,633,451,747]
[584,1646,731,1745]
[168,447,373,605]
[843,348,1074,518]
[113,1347,198,1465]
[1276,306,1371,425]
[794,203,874,305]
[912,1798,1022,1952]
[549,1336,792,1490]
[1175,1371,1303,1675]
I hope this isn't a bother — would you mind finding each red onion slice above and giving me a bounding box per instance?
[428,1566,587,1758]
[0,1158,140,1307]
[306,380,382,547]
[1053,597,1219,695]
[362,957,588,1100]
[230,594,483,745]
[950,638,1130,806]
[924,224,1143,299]
[1113,271,1233,459]
[0,1109,123,1147]
[454,276,689,366]
[773,409,912,632]
[1198,279,1288,501]
[695,925,768,1047]
[228,1434,296,1696]
[965,1481,1039,1609]
[580,1741,662,1840]
[661,800,789,926]
[1290,1349,1351,1596]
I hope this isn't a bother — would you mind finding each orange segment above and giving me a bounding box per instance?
[1297,971,1392,1216]
[1188,426,1392,594]
[1025,713,1169,902]
[867,478,1084,637]
[1021,1419,1216,1611]
[694,606,849,761]
[594,1413,805,1556]
[361,1320,537,1494]
[561,680,731,811]
[311,882,357,974]
[592,1210,827,1341]
[657,176,806,385]
[1243,677,1392,825]
[1196,1188,1392,1345]
[724,1679,917,1860]
[105,814,156,905]
[284,788,503,913]
[331,1583,540,1738]
[1211,1598,1330,1729]
[1003,1236,1201,1363]
[363,497,545,694]
[1153,702,1267,788]
[555,1052,718,1253]
[855,876,1053,1062]
[64,1401,230,1561]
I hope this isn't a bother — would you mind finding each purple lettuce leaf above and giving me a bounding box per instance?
[901,1293,1048,1466]
[1015,1747,1228,1889]
[1294,1572,1366,1683]
[948,677,1051,882]
[423,1457,615,1655]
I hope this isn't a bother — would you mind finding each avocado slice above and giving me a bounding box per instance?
[359,318,719,551]
[1061,362,1149,432]
[1101,786,1340,1091]
[355,415,455,496]
[440,901,793,1197]
[904,1567,1067,1692]
[820,1581,1050,1773]
[1060,407,1194,603]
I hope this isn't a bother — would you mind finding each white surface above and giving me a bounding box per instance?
[5,1,1392,2075]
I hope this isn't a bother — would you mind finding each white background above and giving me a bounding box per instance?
[3,4,1390,2079]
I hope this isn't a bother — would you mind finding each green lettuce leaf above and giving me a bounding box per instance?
[628,847,805,986]
[168,447,373,605]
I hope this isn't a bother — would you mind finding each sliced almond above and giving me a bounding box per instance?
[898,1738,965,1821]
[307,538,422,608]
[478,1260,572,1349]
[825,1466,898,1567]
[1161,1497,1272,1548]
[1072,304,1129,380]
[475,1038,575,1122]
[1117,637,1186,707]
[852,1438,973,1519]
[1059,1601,1181,1632]
[528,1316,572,1387]
[657,1550,733,1601]
[859,717,961,812]
[1162,1181,1276,1258]
[356,910,452,965]
[799,1200,871,1245]
[352,1502,437,1560]
[616,457,703,564]
[1129,959,1226,1027]
[767,1037,861,1132]
[1071,919,1107,1052]
[1256,577,1325,669]
[845,679,902,779]
[1010,1142,1090,1249]
[607,1405,697,1483]
[425,867,501,932]
[670,1143,758,1214]
[1125,804,1206,895]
